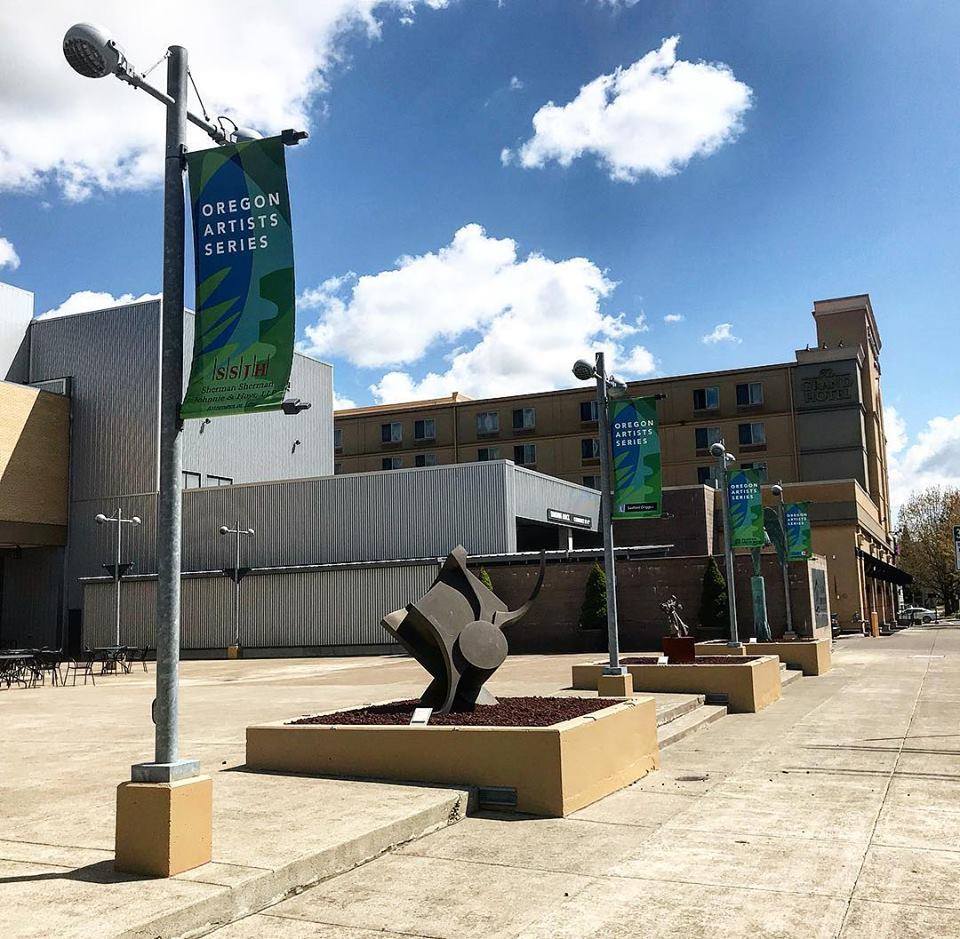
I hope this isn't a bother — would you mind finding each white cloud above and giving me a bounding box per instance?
[701,322,739,344]
[0,1,448,200]
[663,313,684,324]
[509,76,524,91]
[300,223,655,403]
[333,391,358,411]
[887,408,960,519]
[0,236,19,270]
[503,36,752,182]
[37,289,160,320]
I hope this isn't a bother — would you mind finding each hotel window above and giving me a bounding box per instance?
[697,466,716,486]
[693,386,720,411]
[182,471,202,489]
[694,426,723,450]
[415,453,438,467]
[414,418,436,441]
[206,474,233,487]
[477,446,500,461]
[476,411,500,435]
[736,382,764,407]
[579,400,599,422]
[741,461,769,482]
[513,444,537,466]
[581,437,600,460]
[334,462,343,474]
[381,457,403,470]
[380,421,402,443]
[334,428,343,450]
[512,407,536,430]
[738,422,766,446]
[582,475,601,490]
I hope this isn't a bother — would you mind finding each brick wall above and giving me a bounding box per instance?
[483,552,821,654]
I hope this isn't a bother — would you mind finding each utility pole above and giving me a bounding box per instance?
[95,502,141,646]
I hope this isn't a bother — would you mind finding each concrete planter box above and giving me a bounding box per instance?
[694,641,747,656]
[246,698,659,818]
[748,639,831,676]
[572,656,782,714]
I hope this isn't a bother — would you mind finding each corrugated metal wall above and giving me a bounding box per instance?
[82,562,439,650]
[512,466,600,529]
[25,301,333,618]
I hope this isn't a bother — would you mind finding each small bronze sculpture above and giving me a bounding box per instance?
[660,595,689,639]
[381,545,545,713]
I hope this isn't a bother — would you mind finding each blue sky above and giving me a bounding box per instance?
[0,1,958,502]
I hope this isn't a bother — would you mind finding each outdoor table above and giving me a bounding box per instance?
[93,646,130,674]
[0,653,33,688]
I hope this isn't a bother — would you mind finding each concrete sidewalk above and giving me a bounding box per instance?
[0,651,695,937]
[214,626,960,939]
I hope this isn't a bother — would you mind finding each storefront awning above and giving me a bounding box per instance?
[856,548,913,586]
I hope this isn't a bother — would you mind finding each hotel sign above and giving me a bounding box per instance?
[181,136,296,420]
[801,367,855,407]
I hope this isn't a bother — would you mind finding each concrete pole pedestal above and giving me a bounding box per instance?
[115,775,212,877]
[598,673,634,697]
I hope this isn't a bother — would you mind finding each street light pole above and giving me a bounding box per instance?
[772,483,796,638]
[711,441,740,647]
[573,353,626,676]
[95,502,142,645]
[220,520,255,650]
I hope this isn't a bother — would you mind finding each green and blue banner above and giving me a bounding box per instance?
[182,136,295,420]
[609,396,661,518]
[785,501,812,560]
[728,468,764,548]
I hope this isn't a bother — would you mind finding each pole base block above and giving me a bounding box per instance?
[115,774,212,878]
[227,644,243,659]
[131,759,200,783]
[598,673,634,697]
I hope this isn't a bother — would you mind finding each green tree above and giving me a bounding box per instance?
[896,486,960,613]
[477,567,493,591]
[699,556,730,632]
[580,562,607,629]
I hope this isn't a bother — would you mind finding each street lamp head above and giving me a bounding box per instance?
[724,452,736,465]
[131,516,142,526]
[246,528,255,536]
[231,126,263,142]
[95,513,107,524]
[771,484,783,497]
[572,359,595,381]
[219,526,230,535]
[63,23,124,79]
[708,442,726,459]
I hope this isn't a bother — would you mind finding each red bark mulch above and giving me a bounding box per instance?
[287,696,620,727]
[621,655,761,665]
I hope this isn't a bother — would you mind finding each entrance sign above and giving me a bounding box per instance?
[182,136,295,419]
[727,468,764,548]
[608,396,661,518]
[785,502,812,560]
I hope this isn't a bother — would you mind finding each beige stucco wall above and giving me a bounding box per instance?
[0,381,69,537]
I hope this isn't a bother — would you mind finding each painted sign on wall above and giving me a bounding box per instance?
[182,136,295,420]
[609,396,661,519]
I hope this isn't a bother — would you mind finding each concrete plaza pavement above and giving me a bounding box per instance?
[213,625,960,939]
[0,650,695,937]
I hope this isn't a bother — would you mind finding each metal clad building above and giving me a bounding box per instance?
[1,295,600,652]
[79,462,600,651]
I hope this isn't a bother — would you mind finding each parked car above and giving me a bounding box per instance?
[899,607,937,625]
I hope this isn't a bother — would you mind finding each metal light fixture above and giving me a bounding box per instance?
[95,506,142,645]
[572,359,595,382]
[63,23,125,78]
[711,440,741,646]
[281,397,311,415]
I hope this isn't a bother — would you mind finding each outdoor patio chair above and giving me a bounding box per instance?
[63,649,97,686]
[129,646,150,673]
[34,650,64,687]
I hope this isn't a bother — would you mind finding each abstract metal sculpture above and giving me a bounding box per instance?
[381,545,545,713]
[660,595,690,639]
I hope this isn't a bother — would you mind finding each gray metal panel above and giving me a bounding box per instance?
[0,547,64,648]
[511,465,600,529]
